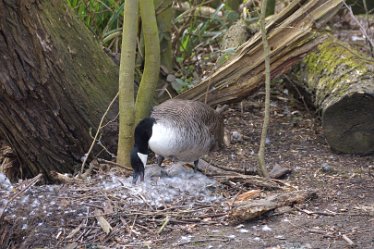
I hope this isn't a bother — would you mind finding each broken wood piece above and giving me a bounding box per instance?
[235,190,262,203]
[195,159,228,175]
[214,174,283,189]
[176,0,343,105]
[49,171,83,184]
[229,190,317,224]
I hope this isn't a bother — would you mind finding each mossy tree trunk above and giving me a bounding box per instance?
[265,0,276,16]
[155,0,173,71]
[134,0,160,124]
[292,38,374,154]
[117,0,160,168]
[116,0,139,168]
[0,0,118,180]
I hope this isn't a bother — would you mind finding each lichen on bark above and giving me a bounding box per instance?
[294,37,374,154]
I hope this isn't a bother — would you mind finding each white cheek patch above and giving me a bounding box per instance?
[137,153,148,167]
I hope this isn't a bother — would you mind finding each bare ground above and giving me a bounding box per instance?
[1,82,373,249]
[1,11,374,249]
[160,87,374,249]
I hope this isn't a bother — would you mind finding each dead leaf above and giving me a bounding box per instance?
[235,189,262,202]
[95,209,112,234]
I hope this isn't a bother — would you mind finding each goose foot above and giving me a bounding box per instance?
[160,168,169,178]
[193,160,199,173]
[156,155,165,166]
[156,155,169,177]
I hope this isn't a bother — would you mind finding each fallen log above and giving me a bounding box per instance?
[176,0,343,105]
[229,190,317,224]
[291,38,374,155]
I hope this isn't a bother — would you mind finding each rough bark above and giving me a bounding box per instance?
[291,38,374,155]
[0,0,118,180]
[176,0,343,105]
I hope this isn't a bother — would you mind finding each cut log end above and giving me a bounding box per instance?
[323,92,374,155]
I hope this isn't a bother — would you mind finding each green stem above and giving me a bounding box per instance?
[257,0,271,178]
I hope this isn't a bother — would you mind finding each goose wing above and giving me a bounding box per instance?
[151,99,223,152]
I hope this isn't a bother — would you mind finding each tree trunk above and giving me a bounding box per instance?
[155,0,173,71]
[116,0,138,168]
[134,0,160,124]
[0,0,118,180]
[265,0,276,17]
[291,38,374,155]
[176,0,343,105]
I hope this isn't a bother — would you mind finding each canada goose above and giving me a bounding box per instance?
[131,99,224,184]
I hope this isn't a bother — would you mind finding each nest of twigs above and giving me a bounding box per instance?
[0,159,316,249]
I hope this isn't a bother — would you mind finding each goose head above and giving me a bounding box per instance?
[130,117,155,184]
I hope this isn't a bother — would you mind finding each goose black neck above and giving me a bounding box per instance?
[134,117,156,154]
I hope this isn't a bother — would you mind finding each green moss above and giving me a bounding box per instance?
[303,38,369,106]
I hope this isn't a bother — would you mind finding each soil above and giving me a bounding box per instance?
[1,9,374,249]
[160,89,374,249]
[1,82,373,249]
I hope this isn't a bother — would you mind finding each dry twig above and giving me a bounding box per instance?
[0,174,43,220]
[342,234,355,246]
[80,92,119,174]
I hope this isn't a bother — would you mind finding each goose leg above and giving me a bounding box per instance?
[157,155,165,166]
[193,160,199,173]
[156,155,168,177]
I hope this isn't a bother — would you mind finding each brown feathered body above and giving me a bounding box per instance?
[148,99,223,162]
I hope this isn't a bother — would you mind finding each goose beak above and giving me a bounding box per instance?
[130,147,147,185]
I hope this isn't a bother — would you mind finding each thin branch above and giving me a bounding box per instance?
[257,0,271,178]
[0,174,43,220]
[343,2,374,57]
[80,92,119,174]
